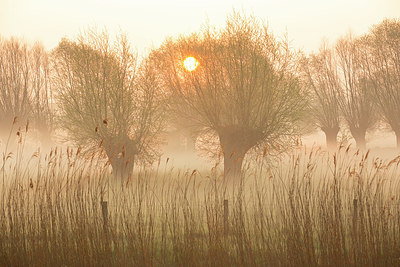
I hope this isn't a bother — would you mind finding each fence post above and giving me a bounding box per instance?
[101,200,109,231]
[224,199,229,236]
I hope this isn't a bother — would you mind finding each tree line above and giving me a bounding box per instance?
[0,13,399,181]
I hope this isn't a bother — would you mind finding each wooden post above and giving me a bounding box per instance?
[101,200,109,231]
[224,199,229,236]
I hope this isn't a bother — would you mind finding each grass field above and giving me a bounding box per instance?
[1,143,400,266]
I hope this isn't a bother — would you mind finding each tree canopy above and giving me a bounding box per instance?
[52,30,165,178]
[152,13,308,181]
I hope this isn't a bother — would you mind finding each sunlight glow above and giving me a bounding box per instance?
[183,57,199,72]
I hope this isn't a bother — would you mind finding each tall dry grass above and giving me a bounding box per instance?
[1,138,400,266]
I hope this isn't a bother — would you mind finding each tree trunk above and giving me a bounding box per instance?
[103,135,137,179]
[323,128,339,151]
[223,145,245,182]
[218,126,261,183]
[110,155,135,179]
[351,128,367,151]
[219,134,248,183]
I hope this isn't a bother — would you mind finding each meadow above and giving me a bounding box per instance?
[1,135,400,266]
[0,5,398,267]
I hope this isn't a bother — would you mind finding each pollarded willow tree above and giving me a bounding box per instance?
[301,44,341,151]
[0,37,54,146]
[361,19,400,148]
[0,38,30,135]
[152,13,308,181]
[52,30,165,178]
[30,43,54,148]
[335,34,378,150]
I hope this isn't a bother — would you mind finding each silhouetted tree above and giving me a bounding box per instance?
[361,19,400,148]
[0,38,54,146]
[153,13,308,181]
[30,42,54,149]
[52,30,165,178]
[335,34,378,150]
[302,44,341,151]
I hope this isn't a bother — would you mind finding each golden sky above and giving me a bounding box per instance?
[0,0,399,54]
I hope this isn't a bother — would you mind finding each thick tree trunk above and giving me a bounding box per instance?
[222,144,246,182]
[351,128,367,151]
[110,155,135,179]
[219,133,249,183]
[103,135,137,179]
[323,127,339,151]
[218,126,261,183]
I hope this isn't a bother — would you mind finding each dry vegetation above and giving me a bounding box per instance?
[1,134,400,266]
[0,13,399,267]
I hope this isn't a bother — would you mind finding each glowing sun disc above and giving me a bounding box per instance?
[183,57,199,71]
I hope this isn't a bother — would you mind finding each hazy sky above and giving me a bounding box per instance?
[0,0,399,55]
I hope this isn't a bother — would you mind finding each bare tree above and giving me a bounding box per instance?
[0,37,54,146]
[164,85,204,155]
[0,38,31,139]
[52,30,165,178]
[335,34,378,150]
[152,13,308,181]
[361,19,400,148]
[301,44,341,151]
[30,42,54,149]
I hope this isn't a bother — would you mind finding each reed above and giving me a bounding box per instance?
[1,141,400,266]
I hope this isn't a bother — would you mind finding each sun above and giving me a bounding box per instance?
[183,56,199,71]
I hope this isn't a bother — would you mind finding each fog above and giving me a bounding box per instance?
[1,3,400,266]
[1,0,399,54]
